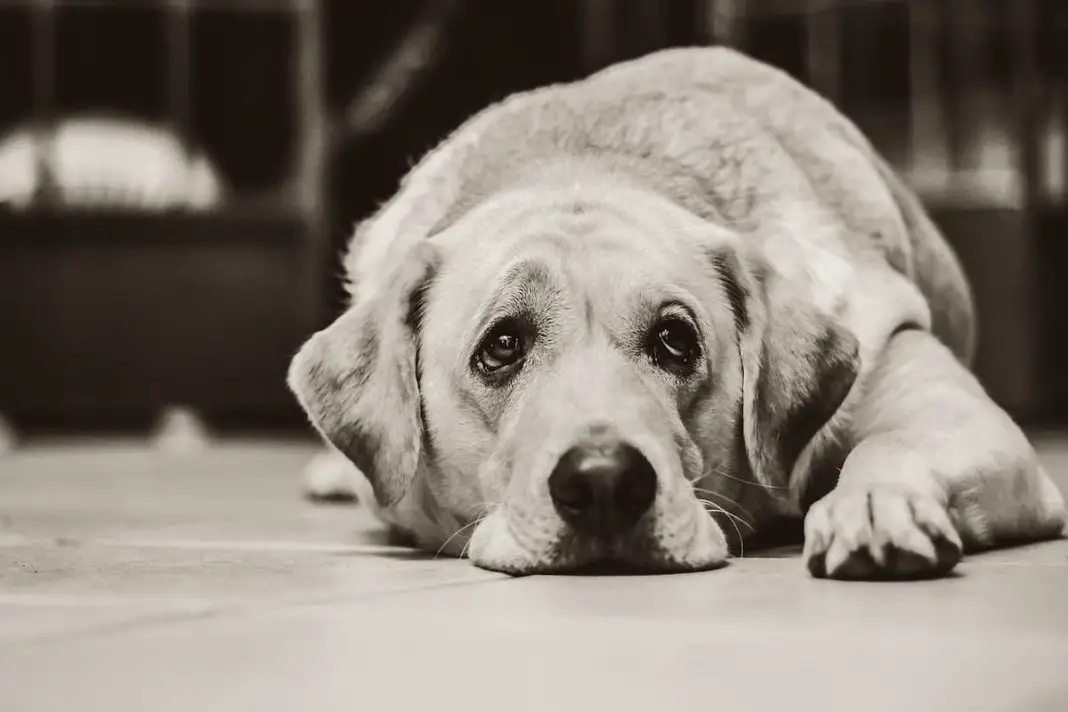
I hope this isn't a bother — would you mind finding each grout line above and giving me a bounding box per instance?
[0,534,413,556]
[0,594,217,609]
[0,575,517,649]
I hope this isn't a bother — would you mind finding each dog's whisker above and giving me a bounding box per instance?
[691,487,758,525]
[710,507,746,558]
[695,496,754,529]
[696,497,751,524]
[443,502,501,560]
[698,499,746,557]
[696,498,755,532]
[458,514,491,559]
[697,493,757,526]
[704,465,790,491]
[434,517,484,560]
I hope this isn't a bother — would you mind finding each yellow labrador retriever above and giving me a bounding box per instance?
[289,47,1066,578]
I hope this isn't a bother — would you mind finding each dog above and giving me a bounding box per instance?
[289,47,1067,578]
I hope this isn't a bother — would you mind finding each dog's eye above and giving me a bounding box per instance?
[649,317,699,374]
[475,321,527,375]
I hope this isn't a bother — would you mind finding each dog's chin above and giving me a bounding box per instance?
[466,502,730,576]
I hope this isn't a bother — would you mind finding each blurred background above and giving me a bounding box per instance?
[0,0,1065,445]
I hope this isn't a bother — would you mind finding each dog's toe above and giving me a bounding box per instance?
[804,485,962,580]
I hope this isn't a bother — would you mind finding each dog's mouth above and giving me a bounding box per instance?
[465,500,730,576]
[553,556,727,576]
[472,542,728,576]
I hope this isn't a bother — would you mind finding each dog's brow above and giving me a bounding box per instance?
[471,260,555,336]
[498,260,554,303]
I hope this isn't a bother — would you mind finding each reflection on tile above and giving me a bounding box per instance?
[0,441,378,544]
[0,603,206,645]
[353,552,1068,635]
[0,541,498,606]
[0,578,1065,712]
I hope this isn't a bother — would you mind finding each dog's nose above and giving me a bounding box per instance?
[548,440,657,535]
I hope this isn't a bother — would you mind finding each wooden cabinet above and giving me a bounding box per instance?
[0,212,317,422]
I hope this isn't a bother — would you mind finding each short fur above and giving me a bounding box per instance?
[290,47,1065,578]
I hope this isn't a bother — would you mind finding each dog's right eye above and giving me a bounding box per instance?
[474,320,527,376]
[647,315,700,376]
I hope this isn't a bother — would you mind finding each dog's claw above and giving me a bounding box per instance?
[803,484,963,580]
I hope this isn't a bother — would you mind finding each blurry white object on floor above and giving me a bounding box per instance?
[152,405,213,456]
[302,449,360,502]
[0,413,17,456]
[0,115,224,212]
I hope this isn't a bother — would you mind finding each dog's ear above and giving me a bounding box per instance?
[288,241,437,507]
[713,247,860,492]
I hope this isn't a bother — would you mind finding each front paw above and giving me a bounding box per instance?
[803,484,963,580]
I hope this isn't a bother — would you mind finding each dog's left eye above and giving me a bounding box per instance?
[649,317,699,374]
[475,320,527,375]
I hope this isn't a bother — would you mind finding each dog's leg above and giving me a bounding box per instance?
[803,329,1066,580]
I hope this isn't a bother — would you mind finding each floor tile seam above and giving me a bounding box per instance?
[0,575,518,650]
[0,533,412,556]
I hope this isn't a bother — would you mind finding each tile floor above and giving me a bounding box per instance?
[2,435,1067,712]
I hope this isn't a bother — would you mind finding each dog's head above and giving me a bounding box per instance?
[289,172,858,574]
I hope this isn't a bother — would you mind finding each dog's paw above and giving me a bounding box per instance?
[803,484,963,580]
[303,451,361,504]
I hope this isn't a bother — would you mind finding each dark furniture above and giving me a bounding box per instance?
[0,0,328,430]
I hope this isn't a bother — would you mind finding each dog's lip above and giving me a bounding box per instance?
[560,557,727,575]
[475,554,728,576]
[475,531,729,576]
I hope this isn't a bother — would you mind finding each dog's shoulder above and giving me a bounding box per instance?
[588,47,973,361]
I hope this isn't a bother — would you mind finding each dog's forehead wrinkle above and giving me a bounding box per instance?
[472,258,558,324]
[503,258,557,294]
[580,292,596,331]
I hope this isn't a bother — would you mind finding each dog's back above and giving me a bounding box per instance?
[347,47,973,363]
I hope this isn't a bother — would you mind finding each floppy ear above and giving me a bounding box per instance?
[714,248,860,492]
[288,241,437,507]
